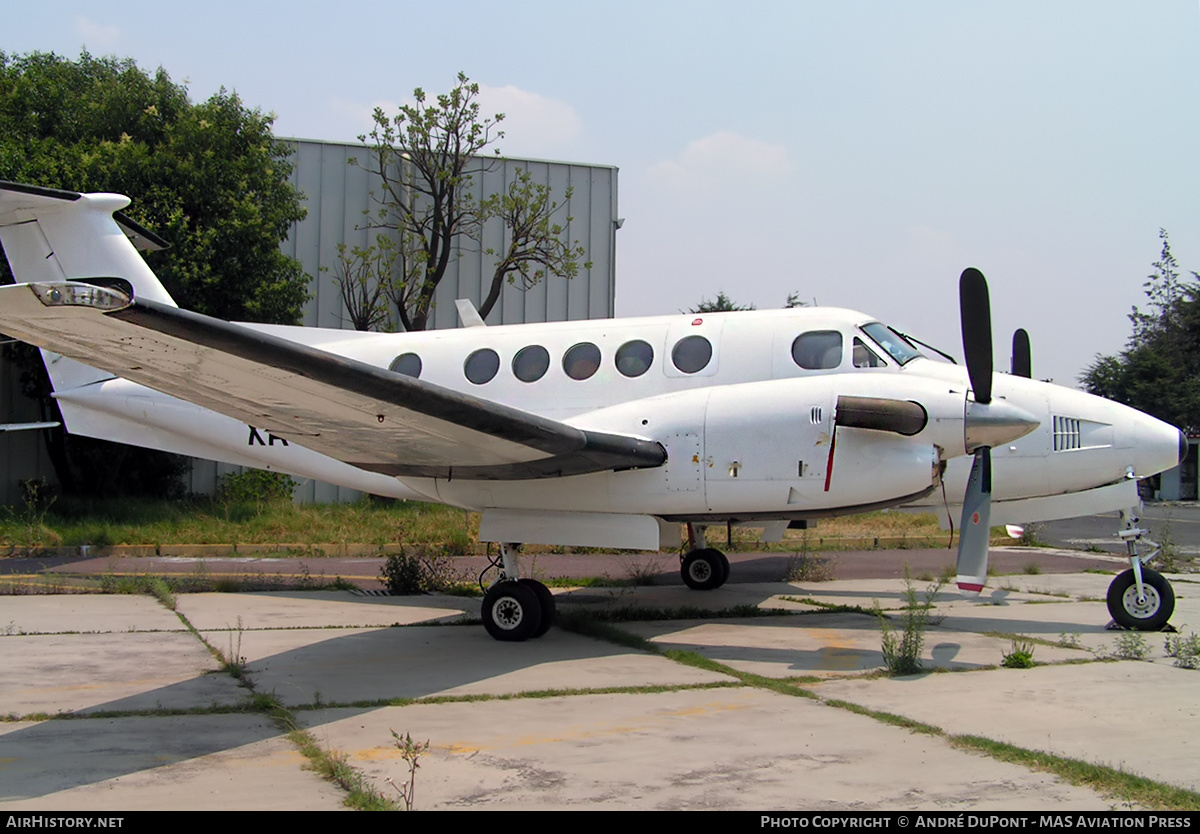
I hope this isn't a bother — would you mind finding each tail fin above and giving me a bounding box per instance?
[0,181,175,392]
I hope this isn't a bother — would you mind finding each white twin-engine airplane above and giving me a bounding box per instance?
[0,182,1187,641]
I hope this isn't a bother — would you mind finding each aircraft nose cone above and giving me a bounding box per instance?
[964,398,1040,451]
[1123,412,1189,479]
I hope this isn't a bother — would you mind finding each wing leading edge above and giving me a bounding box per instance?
[0,282,666,480]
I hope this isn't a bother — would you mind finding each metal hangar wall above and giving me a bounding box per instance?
[0,139,620,504]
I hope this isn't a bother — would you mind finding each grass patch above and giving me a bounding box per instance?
[1001,638,1036,668]
[288,723,398,810]
[778,596,881,617]
[816,698,1200,810]
[1,498,981,555]
[0,495,478,551]
[555,609,658,651]
[823,699,942,734]
[579,603,788,623]
[951,735,1200,811]
[985,631,1091,652]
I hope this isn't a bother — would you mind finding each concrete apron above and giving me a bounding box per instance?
[1,572,1197,809]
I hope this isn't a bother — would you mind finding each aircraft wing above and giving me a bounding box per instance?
[0,282,666,480]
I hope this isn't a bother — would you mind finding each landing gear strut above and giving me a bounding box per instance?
[1106,509,1175,631]
[680,524,730,590]
[480,543,556,642]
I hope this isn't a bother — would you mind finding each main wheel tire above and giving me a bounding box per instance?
[713,550,731,587]
[519,578,556,638]
[482,581,543,641]
[681,548,726,591]
[1107,567,1175,631]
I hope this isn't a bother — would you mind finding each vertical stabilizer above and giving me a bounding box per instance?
[0,182,176,394]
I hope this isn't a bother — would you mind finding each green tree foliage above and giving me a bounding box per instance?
[1081,230,1200,434]
[690,291,808,313]
[348,72,589,331]
[0,50,310,323]
[0,51,310,497]
[691,291,755,313]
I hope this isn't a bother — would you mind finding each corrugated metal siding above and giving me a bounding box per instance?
[3,140,617,504]
[0,351,56,504]
[159,139,619,503]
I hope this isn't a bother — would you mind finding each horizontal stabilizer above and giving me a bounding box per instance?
[0,421,60,432]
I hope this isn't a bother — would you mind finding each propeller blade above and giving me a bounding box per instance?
[956,448,992,596]
[959,268,993,404]
[1011,328,1031,378]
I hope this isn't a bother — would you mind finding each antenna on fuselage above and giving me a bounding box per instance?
[456,299,487,328]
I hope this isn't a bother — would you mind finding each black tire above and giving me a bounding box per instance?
[519,578,556,638]
[681,548,726,591]
[1107,568,1175,631]
[713,550,731,587]
[482,581,542,641]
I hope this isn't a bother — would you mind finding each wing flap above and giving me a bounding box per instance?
[0,283,665,480]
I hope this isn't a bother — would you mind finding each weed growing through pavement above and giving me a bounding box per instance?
[380,553,424,594]
[1058,632,1084,649]
[623,556,664,586]
[1164,630,1200,669]
[1153,517,1183,573]
[221,617,250,682]
[786,552,836,582]
[1112,631,1151,661]
[379,550,475,595]
[1017,523,1045,547]
[1001,638,1036,668]
[875,567,944,676]
[387,730,431,811]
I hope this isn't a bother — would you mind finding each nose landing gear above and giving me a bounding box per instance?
[1106,509,1176,631]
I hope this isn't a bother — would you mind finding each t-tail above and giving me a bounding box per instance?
[0,181,175,394]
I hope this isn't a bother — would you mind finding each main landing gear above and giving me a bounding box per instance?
[680,523,730,591]
[1106,509,1176,631]
[480,543,556,642]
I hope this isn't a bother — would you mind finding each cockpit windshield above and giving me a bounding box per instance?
[861,322,923,366]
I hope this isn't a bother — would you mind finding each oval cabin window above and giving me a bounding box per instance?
[671,335,712,374]
[513,345,550,382]
[615,340,654,377]
[563,343,601,380]
[464,348,500,384]
[389,353,422,378]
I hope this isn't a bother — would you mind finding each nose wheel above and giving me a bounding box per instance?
[1107,568,1174,631]
[1105,508,1176,631]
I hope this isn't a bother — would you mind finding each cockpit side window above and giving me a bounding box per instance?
[853,337,886,368]
[861,322,922,366]
[791,331,843,370]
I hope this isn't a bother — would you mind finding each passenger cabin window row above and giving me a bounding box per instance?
[387,328,889,384]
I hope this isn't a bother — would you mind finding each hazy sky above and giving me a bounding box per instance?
[7,1,1200,386]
